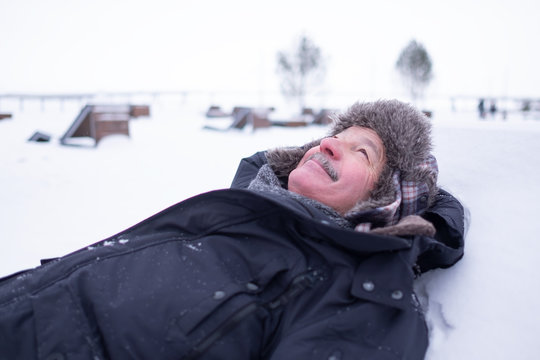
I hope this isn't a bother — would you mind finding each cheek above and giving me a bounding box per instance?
[344,169,376,200]
[288,165,313,192]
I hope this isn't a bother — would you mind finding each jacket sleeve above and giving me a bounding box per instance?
[417,188,466,272]
[230,151,268,189]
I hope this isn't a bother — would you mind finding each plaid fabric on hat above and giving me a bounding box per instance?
[355,155,438,232]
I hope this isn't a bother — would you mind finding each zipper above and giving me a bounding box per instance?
[181,268,327,360]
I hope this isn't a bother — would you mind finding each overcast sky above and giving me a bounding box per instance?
[1,0,539,100]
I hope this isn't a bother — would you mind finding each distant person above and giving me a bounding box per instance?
[0,100,465,360]
[489,100,497,118]
[478,98,486,118]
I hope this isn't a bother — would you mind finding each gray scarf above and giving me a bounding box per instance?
[247,164,436,237]
[247,164,353,229]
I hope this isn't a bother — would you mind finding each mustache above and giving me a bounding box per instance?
[307,153,338,181]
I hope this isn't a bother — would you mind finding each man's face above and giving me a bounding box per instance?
[288,126,386,215]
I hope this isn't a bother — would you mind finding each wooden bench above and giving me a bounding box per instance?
[60,104,149,146]
[205,105,230,118]
[130,105,150,117]
[231,107,274,130]
[91,107,131,143]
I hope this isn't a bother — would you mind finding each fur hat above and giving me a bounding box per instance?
[266,99,438,220]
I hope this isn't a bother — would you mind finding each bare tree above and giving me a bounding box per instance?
[396,40,433,103]
[276,35,325,111]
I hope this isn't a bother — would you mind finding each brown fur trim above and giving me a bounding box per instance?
[370,215,436,237]
[266,139,320,178]
[331,100,432,177]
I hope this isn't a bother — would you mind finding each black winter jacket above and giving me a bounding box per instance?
[0,152,464,360]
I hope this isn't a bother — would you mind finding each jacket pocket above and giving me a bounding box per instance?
[174,255,289,335]
[350,253,413,310]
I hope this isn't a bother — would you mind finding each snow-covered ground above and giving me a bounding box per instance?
[1,96,539,359]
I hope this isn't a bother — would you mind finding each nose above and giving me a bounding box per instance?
[319,137,342,159]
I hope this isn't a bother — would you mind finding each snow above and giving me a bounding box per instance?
[1,96,540,359]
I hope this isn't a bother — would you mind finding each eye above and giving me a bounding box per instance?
[357,148,369,159]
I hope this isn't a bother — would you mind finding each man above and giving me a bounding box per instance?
[0,100,464,359]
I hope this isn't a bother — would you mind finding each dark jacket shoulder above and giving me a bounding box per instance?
[231,151,267,189]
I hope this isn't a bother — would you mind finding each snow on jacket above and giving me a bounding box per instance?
[0,152,464,360]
